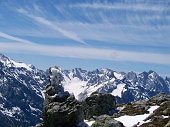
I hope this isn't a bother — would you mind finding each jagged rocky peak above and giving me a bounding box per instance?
[125,71,137,81]
[0,54,11,66]
[165,77,170,89]
[62,67,170,103]
[0,53,47,127]
[0,53,34,71]
[138,70,159,79]
[0,53,8,59]
[148,70,159,79]
[139,71,149,78]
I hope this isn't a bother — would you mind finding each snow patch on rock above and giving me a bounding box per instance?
[111,83,126,97]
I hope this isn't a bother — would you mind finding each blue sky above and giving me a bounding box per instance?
[0,0,170,76]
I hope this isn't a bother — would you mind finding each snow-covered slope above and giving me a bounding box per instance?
[62,68,170,103]
[0,54,47,127]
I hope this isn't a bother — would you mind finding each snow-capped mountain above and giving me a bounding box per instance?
[0,54,47,127]
[0,54,170,126]
[62,68,170,103]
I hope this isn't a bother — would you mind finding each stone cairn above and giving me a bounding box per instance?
[43,66,84,127]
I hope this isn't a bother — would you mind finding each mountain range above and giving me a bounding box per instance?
[0,54,47,127]
[0,54,170,126]
[62,67,170,103]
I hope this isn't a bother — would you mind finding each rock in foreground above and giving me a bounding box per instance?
[91,115,124,127]
[42,67,84,127]
[83,92,116,119]
[44,95,84,127]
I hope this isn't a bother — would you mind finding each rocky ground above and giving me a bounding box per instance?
[83,93,169,127]
[38,92,170,127]
[112,93,170,127]
[139,93,170,127]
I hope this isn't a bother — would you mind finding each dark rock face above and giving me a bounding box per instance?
[91,115,124,127]
[44,95,84,127]
[43,67,84,127]
[83,92,116,119]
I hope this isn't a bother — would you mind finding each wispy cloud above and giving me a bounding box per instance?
[50,22,170,46]
[0,32,34,44]
[0,32,169,65]
[33,17,87,45]
[53,2,170,46]
[17,8,87,45]
[69,3,167,12]
[0,41,170,65]
[15,3,170,47]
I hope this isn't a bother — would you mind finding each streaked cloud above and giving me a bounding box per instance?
[69,3,167,12]
[0,41,170,65]
[53,2,170,46]
[0,32,34,44]
[16,3,170,47]
[33,17,87,45]
[17,8,87,45]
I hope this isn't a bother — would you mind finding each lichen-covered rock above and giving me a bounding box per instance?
[91,115,124,127]
[83,92,116,119]
[44,95,84,127]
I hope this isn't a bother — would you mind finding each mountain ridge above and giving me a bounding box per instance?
[62,67,170,102]
[0,53,170,126]
[0,54,47,127]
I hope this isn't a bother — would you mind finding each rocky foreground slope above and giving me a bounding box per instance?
[88,92,170,127]
[36,91,170,127]
[113,93,170,127]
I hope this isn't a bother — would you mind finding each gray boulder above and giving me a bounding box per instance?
[44,95,84,127]
[91,115,124,127]
[83,92,116,119]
